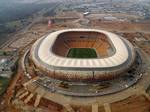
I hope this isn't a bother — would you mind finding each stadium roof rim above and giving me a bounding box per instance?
[31,29,134,69]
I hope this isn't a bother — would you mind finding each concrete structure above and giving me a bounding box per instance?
[30,29,136,82]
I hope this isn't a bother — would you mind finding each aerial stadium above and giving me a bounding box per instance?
[23,29,143,97]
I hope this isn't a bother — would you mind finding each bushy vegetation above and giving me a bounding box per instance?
[0,77,10,95]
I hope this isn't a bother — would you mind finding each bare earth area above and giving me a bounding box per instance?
[111,95,150,112]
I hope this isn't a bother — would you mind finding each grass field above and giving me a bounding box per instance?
[67,48,97,58]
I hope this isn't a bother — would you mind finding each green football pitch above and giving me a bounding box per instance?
[67,48,97,58]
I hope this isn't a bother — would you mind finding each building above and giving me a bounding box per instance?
[30,29,136,82]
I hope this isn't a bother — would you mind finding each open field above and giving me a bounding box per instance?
[90,21,150,32]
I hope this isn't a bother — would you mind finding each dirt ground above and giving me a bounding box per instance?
[90,20,150,32]
[111,95,150,112]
